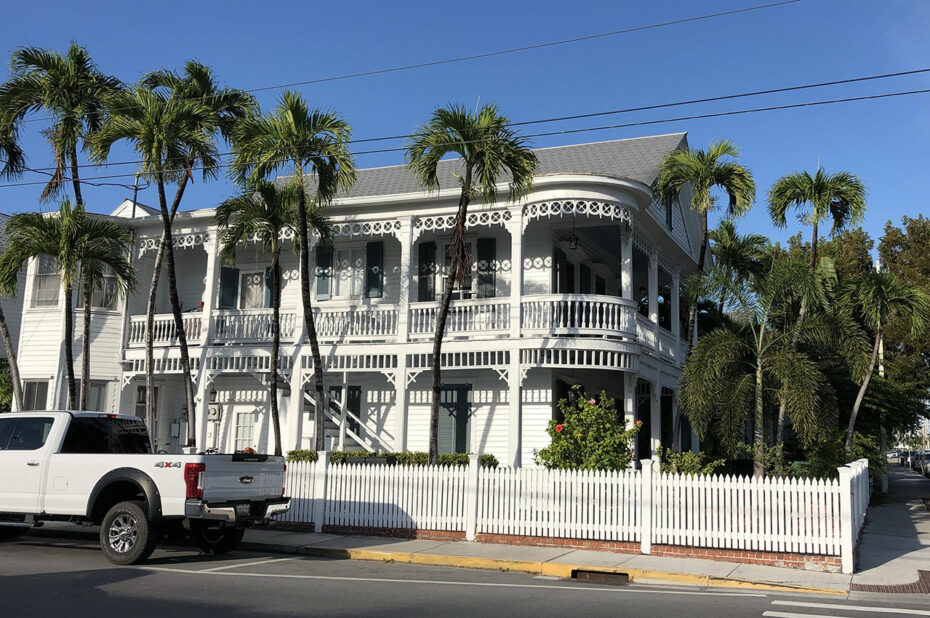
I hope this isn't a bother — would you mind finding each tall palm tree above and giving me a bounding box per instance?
[0,126,24,179]
[230,91,356,453]
[0,256,23,411]
[134,62,254,437]
[768,168,866,268]
[839,271,929,454]
[406,103,537,464]
[216,180,334,455]
[0,43,121,205]
[0,200,135,410]
[0,129,25,411]
[655,140,756,341]
[680,252,833,476]
[90,86,218,444]
[708,220,768,313]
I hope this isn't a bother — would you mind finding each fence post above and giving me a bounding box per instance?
[465,453,480,541]
[838,465,853,574]
[312,451,330,533]
[640,459,654,555]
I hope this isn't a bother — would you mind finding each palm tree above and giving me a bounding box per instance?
[0,262,24,411]
[216,180,334,455]
[230,90,356,452]
[133,62,254,437]
[655,140,756,341]
[0,126,24,179]
[680,252,833,476]
[90,86,218,444]
[406,103,537,464]
[839,271,929,454]
[708,220,768,313]
[0,200,135,410]
[0,129,25,411]
[768,168,866,268]
[0,43,121,205]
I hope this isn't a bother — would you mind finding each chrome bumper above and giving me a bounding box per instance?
[184,499,290,523]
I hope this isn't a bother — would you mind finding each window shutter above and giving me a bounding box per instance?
[218,267,239,310]
[418,242,436,302]
[552,249,564,294]
[595,275,606,295]
[365,241,384,298]
[476,238,496,298]
[580,264,592,295]
[315,247,332,301]
[263,267,273,308]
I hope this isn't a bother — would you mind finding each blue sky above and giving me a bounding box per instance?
[1,0,928,250]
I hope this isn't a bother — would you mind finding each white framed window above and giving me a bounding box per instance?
[238,271,268,309]
[22,381,49,411]
[333,247,366,299]
[86,381,109,412]
[234,412,255,451]
[31,255,60,308]
[78,264,119,309]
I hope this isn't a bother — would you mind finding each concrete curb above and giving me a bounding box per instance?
[239,541,848,596]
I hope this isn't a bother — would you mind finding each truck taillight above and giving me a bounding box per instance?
[184,463,205,499]
[282,463,287,497]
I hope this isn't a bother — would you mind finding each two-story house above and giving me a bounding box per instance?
[14,132,703,466]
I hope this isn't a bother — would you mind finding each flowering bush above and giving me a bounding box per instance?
[534,386,641,470]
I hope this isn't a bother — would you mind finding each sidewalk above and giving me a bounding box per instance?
[241,528,853,595]
[851,465,930,593]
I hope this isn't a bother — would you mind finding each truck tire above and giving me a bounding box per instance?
[0,527,28,541]
[100,501,159,565]
[193,526,244,555]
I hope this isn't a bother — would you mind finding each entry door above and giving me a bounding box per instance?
[0,416,56,513]
[440,385,472,454]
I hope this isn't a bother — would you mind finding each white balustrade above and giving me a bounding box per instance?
[409,298,511,337]
[521,294,637,339]
[657,328,677,362]
[312,305,398,341]
[636,313,656,348]
[127,314,202,347]
[213,309,297,342]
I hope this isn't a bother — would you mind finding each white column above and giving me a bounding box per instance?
[396,217,414,343]
[194,229,220,450]
[648,251,659,350]
[623,373,638,461]
[394,354,408,452]
[508,354,522,468]
[620,225,633,300]
[508,208,523,339]
[650,381,661,457]
[671,269,681,342]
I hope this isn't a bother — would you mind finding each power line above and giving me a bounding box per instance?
[20,65,930,174]
[2,85,928,190]
[18,0,804,125]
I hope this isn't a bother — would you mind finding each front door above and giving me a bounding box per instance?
[440,385,472,454]
[0,415,56,513]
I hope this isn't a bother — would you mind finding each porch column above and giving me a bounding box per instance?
[508,354,522,467]
[623,373,637,461]
[650,380,661,457]
[194,228,220,450]
[508,207,524,339]
[648,251,659,323]
[671,269,681,339]
[394,354,408,452]
[396,216,414,343]
[620,225,633,300]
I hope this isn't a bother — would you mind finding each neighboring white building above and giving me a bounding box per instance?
[14,133,703,465]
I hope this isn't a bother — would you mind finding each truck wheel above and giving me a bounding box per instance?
[100,501,158,565]
[193,527,244,555]
[0,527,28,541]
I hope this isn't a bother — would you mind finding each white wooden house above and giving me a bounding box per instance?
[14,132,703,466]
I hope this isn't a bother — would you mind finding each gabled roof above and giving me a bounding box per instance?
[286,132,687,199]
[109,198,158,218]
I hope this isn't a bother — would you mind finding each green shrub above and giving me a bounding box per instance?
[285,449,499,468]
[655,446,726,475]
[286,449,318,463]
[534,387,641,471]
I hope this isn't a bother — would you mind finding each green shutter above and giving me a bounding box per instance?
[418,242,436,301]
[580,264,592,294]
[218,267,239,310]
[315,247,332,300]
[476,237,496,298]
[264,267,273,308]
[365,241,384,298]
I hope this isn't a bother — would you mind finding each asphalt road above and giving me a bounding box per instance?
[3,532,930,618]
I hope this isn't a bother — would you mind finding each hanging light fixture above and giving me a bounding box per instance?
[569,213,579,250]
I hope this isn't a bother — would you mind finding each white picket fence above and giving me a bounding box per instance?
[277,455,870,573]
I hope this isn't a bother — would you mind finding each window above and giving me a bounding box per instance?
[239,270,269,309]
[0,417,54,451]
[218,267,239,310]
[476,238,496,299]
[31,255,60,308]
[442,240,474,300]
[60,417,151,454]
[87,381,109,412]
[234,412,255,451]
[22,381,48,411]
[417,242,437,302]
[333,248,366,299]
[318,242,384,301]
[77,264,119,309]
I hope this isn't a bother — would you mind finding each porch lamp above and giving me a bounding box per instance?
[209,386,218,403]
[569,214,579,250]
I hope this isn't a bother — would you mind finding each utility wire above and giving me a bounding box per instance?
[2,85,928,190]
[20,66,930,174]
[18,0,805,125]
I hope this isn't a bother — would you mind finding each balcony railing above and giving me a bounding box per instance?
[523,294,637,339]
[409,298,511,338]
[213,309,297,342]
[127,313,203,347]
[313,304,398,341]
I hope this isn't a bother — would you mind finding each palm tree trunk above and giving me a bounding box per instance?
[684,211,709,343]
[845,326,881,455]
[156,177,197,448]
[0,304,24,411]
[294,174,326,452]
[63,285,76,409]
[145,176,189,437]
[269,250,282,456]
[429,178,472,465]
[753,360,765,477]
[80,269,92,410]
[69,144,84,207]
[810,218,819,269]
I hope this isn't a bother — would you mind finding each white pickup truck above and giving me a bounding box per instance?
[0,411,289,565]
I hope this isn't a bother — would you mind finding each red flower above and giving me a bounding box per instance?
[588,398,596,405]
[635,419,643,427]
[555,424,563,433]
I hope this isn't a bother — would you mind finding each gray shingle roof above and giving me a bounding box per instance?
[289,132,686,200]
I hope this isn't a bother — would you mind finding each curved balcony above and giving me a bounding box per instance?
[521,294,637,340]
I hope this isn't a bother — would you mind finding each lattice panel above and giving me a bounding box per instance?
[521,348,635,372]
[331,219,402,238]
[414,210,512,234]
[406,350,509,370]
[138,232,210,255]
[207,355,294,372]
[523,200,633,226]
[301,354,398,371]
[128,357,202,373]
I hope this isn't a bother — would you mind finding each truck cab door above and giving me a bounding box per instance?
[0,416,57,513]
